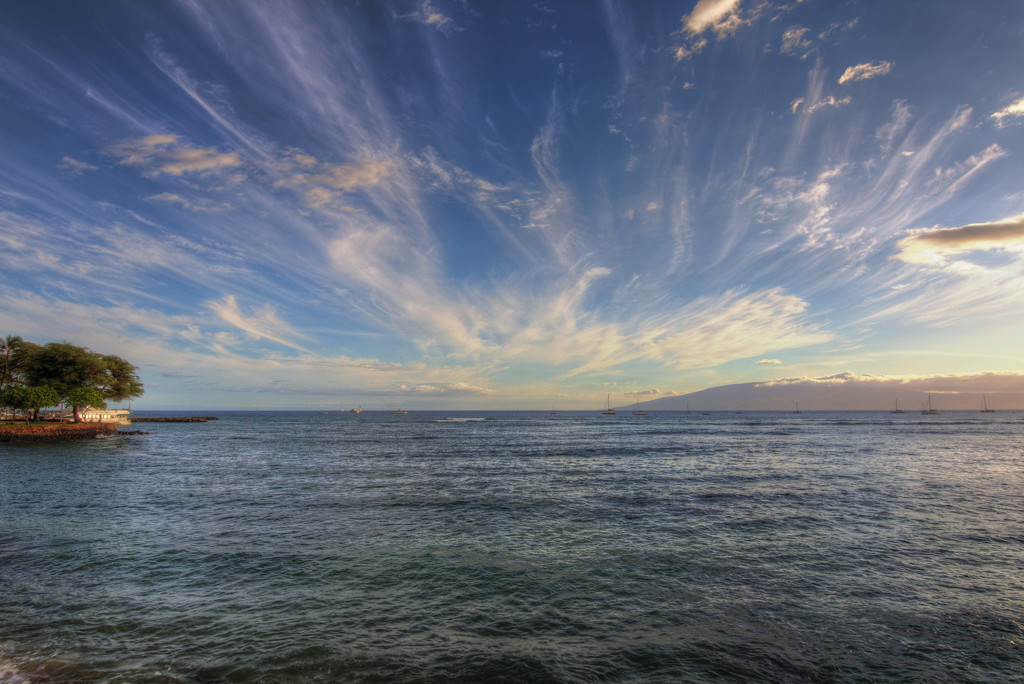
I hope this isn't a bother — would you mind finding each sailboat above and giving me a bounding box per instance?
[920,395,938,415]
[981,395,995,413]
[890,399,904,414]
[601,394,616,415]
[633,398,647,416]
[685,402,693,415]
[792,401,801,414]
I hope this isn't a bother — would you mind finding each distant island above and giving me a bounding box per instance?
[624,371,1024,412]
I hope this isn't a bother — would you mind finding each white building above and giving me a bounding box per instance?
[57,406,132,425]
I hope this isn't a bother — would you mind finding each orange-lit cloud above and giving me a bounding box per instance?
[896,213,1024,265]
[838,61,893,84]
[107,134,242,176]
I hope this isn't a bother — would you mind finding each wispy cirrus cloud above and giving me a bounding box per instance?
[499,287,833,377]
[5,1,1023,410]
[273,154,395,208]
[106,134,243,176]
[400,1,459,34]
[838,61,893,84]
[207,294,308,351]
[147,192,231,213]
[58,156,97,174]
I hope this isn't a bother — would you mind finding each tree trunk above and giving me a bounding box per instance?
[73,405,81,423]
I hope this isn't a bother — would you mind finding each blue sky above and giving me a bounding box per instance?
[2,0,1024,409]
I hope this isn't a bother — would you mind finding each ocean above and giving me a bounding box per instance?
[1,410,1022,682]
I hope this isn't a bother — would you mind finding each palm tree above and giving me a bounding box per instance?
[1,335,24,392]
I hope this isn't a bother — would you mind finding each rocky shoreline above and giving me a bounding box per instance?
[0,423,118,443]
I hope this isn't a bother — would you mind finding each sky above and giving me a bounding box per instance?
[2,0,1024,410]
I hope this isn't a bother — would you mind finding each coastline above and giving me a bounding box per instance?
[0,423,118,443]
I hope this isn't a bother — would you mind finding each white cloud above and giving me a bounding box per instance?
[895,213,1024,266]
[674,39,707,62]
[838,61,893,85]
[674,0,743,62]
[106,134,243,176]
[758,359,782,365]
[402,1,458,33]
[757,370,1024,394]
[275,154,394,207]
[990,96,1024,124]
[207,294,308,350]
[682,0,744,37]
[514,287,833,377]
[875,100,913,154]
[928,143,1006,197]
[58,156,97,174]
[806,95,851,113]
[147,192,231,213]
[781,26,812,55]
[394,382,495,396]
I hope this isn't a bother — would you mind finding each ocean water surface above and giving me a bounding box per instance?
[1,410,1022,682]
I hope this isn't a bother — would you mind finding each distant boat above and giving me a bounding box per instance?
[920,395,938,415]
[981,395,995,413]
[392,409,407,414]
[633,398,647,416]
[601,394,616,415]
[550,403,557,415]
[793,401,801,414]
[350,406,362,414]
[685,402,693,415]
[891,399,904,414]
[320,411,328,414]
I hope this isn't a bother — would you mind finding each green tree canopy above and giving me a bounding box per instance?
[65,387,107,422]
[1,335,42,392]
[21,341,143,404]
[1,385,60,424]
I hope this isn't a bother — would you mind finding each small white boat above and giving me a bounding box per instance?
[920,395,938,415]
[891,399,904,414]
[633,399,647,416]
[601,394,616,415]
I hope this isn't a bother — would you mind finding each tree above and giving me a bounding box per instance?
[0,335,20,391]
[1,385,59,425]
[99,354,144,401]
[65,387,106,423]
[22,341,144,407]
[0,335,41,392]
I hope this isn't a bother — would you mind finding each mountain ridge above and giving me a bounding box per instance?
[620,371,1024,411]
